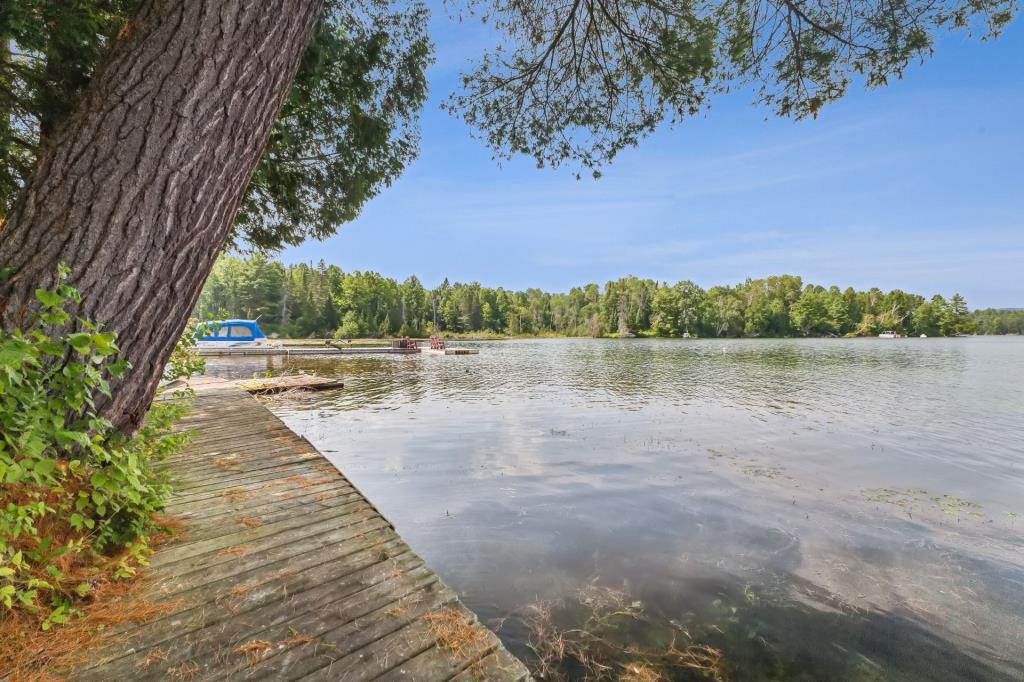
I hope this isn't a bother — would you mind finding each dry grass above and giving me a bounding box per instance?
[214,457,243,472]
[285,474,336,489]
[151,514,187,543]
[279,628,314,646]
[233,639,272,663]
[233,515,263,528]
[0,508,185,682]
[168,660,199,680]
[216,581,260,614]
[421,608,489,660]
[229,582,257,599]
[139,647,167,669]
[0,576,180,682]
[217,545,258,557]
[222,487,255,503]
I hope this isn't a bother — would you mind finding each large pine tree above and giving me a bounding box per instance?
[0,0,325,431]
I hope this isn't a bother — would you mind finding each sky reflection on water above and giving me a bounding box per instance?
[205,337,1024,680]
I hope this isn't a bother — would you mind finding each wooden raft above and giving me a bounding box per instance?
[75,377,530,681]
[237,374,345,394]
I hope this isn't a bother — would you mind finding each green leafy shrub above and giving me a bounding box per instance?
[0,266,195,628]
[166,317,206,382]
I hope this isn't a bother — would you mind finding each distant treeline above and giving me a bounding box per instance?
[970,308,1024,335]
[196,255,991,339]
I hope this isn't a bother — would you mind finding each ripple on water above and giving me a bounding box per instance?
[204,337,1024,680]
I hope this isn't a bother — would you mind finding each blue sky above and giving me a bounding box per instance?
[279,9,1024,308]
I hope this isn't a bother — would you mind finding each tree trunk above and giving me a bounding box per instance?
[0,0,323,432]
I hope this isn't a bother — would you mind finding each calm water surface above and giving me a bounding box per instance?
[205,338,1024,680]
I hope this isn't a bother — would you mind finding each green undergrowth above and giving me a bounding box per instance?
[0,266,202,634]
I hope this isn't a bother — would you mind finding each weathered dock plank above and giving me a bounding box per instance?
[75,377,529,681]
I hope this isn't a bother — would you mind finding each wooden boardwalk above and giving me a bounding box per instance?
[76,378,529,681]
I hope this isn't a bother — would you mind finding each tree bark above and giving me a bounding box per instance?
[0,0,323,432]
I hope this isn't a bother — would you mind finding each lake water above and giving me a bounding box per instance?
[205,337,1024,680]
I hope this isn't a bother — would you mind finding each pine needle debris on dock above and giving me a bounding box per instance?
[74,377,529,681]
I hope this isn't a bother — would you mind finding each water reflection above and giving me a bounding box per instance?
[205,338,1024,680]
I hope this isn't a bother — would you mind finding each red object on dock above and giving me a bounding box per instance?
[429,335,446,350]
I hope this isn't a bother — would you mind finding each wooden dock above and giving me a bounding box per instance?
[422,348,479,356]
[197,346,421,357]
[237,374,345,394]
[75,377,530,681]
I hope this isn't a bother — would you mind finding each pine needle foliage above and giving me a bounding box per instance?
[0,266,196,631]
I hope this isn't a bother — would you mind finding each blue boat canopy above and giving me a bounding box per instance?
[196,319,268,342]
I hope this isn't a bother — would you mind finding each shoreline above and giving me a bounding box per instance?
[75,377,530,680]
[276,334,1009,345]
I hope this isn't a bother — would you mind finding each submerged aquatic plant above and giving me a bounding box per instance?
[511,583,726,681]
[933,495,984,524]
[863,488,930,509]
[863,488,987,525]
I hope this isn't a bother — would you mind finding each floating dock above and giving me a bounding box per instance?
[237,374,345,394]
[422,348,479,355]
[197,345,478,358]
[76,377,529,681]
[197,346,420,357]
